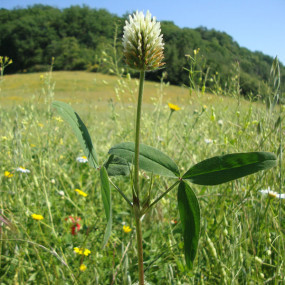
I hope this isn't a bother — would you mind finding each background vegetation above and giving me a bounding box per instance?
[0,5,284,284]
[1,4,285,98]
[0,65,284,283]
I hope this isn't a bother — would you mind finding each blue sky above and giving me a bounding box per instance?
[2,0,285,64]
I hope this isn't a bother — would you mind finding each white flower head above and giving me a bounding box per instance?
[204,138,213,144]
[123,10,165,71]
[76,156,88,163]
[259,187,285,199]
[16,167,30,173]
[217,119,223,126]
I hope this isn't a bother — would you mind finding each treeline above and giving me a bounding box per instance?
[0,5,284,97]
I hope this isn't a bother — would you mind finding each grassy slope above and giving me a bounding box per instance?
[0,71,284,284]
[1,71,251,110]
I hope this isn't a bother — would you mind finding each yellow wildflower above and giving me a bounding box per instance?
[38,123,44,128]
[79,264,87,272]
[31,214,44,220]
[4,171,13,178]
[123,225,132,233]
[83,249,91,256]
[74,247,91,256]
[168,103,181,111]
[73,247,81,254]
[30,144,36,147]
[75,189,88,197]
[54,116,63,122]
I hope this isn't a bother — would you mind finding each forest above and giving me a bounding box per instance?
[0,4,284,98]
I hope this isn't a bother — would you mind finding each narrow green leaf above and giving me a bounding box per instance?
[108,142,179,178]
[178,181,200,270]
[52,101,99,168]
[183,152,277,185]
[104,155,130,176]
[100,166,112,247]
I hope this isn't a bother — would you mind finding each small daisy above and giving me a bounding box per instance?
[76,156,88,163]
[259,187,285,199]
[16,167,30,173]
[204,138,213,144]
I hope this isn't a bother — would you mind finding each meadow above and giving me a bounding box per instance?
[0,68,284,284]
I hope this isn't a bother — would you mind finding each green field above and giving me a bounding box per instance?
[0,70,284,284]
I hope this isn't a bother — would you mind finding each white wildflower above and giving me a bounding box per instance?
[204,138,213,144]
[218,119,223,126]
[76,156,88,163]
[16,167,30,173]
[123,10,164,71]
[259,187,285,199]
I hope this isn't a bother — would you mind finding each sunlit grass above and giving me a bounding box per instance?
[0,70,284,284]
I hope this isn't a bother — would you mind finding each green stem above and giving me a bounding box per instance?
[109,178,133,207]
[135,211,144,285]
[133,70,145,285]
[134,70,145,199]
[146,180,180,213]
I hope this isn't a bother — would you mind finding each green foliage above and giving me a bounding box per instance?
[108,142,180,178]
[1,5,285,96]
[177,181,200,270]
[104,155,130,176]
[52,101,99,168]
[183,152,277,185]
[100,166,112,247]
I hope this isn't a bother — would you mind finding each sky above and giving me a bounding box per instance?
[1,0,285,65]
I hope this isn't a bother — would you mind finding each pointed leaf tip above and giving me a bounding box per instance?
[52,101,99,168]
[183,152,277,186]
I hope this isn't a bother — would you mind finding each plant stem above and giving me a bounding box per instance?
[134,70,145,199]
[147,180,180,212]
[134,70,145,284]
[135,212,144,285]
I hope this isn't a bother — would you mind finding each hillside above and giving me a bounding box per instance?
[0,4,284,98]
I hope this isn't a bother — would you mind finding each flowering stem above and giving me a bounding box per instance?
[134,70,145,198]
[133,70,145,284]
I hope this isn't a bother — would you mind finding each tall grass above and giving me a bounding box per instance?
[0,60,284,284]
